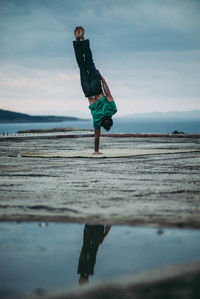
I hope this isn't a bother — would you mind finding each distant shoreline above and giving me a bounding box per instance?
[17,128,93,133]
[0,119,89,124]
[0,108,88,123]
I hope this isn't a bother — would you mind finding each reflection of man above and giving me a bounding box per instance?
[77,224,111,285]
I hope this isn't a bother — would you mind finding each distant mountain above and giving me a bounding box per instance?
[0,109,82,123]
[120,110,200,121]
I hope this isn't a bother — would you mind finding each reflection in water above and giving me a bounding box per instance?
[1,223,200,296]
[39,222,48,228]
[77,224,111,285]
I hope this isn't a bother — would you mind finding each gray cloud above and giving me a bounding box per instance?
[1,0,200,65]
[0,0,200,115]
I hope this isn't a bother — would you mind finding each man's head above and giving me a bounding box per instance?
[101,116,113,131]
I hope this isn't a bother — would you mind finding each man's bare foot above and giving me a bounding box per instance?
[74,27,80,40]
[78,26,85,40]
[74,26,85,41]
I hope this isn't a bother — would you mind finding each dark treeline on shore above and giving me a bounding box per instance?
[0,109,83,123]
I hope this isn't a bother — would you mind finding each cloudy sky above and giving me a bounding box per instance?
[0,0,200,117]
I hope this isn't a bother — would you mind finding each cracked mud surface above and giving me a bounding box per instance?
[0,136,200,227]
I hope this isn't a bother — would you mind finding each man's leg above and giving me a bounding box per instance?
[73,41,91,97]
[80,39,103,96]
[81,40,102,80]
[75,27,96,79]
[73,27,103,97]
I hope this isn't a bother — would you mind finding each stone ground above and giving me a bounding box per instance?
[0,135,200,228]
[1,134,200,298]
[42,262,200,299]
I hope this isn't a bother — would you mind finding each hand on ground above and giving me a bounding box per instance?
[92,152,103,155]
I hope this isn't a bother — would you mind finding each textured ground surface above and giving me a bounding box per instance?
[19,148,198,158]
[41,262,200,299]
[0,135,200,228]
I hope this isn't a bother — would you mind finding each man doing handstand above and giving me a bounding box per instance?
[73,26,117,154]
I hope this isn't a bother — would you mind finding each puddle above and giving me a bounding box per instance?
[0,222,200,298]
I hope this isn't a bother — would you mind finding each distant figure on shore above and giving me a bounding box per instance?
[73,26,117,154]
[77,224,111,285]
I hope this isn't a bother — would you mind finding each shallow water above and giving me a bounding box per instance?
[0,222,200,298]
[0,119,200,134]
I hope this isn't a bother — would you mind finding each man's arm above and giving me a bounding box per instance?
[101,225,111,244]
[98,71,113,102]
[93,128,102,154]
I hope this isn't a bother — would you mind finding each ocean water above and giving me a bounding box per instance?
[0,119,200,134]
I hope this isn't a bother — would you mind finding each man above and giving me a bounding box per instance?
[73,26,117,154]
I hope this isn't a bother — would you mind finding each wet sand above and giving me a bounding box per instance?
[0,134,200,228]
[0,134,200,298]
